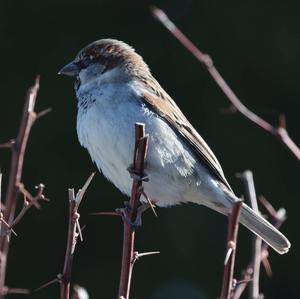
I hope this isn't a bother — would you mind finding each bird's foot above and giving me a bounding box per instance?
[116,201,153,228]
[127,164,149,182]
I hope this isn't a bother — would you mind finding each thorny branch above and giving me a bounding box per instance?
[34,174,94,299]
[0,76,50,297]
[151,7,300,160]
[0,183,48,239]
[231,198,287,299]
[60,173,95,299]
[118,123,150,299]
[10,183,49,231]
[220,201,242,299]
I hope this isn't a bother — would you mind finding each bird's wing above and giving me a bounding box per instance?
[137,77,233,193]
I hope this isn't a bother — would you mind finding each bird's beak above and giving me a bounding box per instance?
[58,61,80,76]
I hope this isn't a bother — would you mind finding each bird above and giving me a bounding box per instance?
[59,38,290,254]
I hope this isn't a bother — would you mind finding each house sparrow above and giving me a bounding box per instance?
[59,39,290,254]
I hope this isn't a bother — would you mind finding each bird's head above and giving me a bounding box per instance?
[59,39,149,89]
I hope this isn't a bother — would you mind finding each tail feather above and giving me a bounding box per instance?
[239,203,290,254]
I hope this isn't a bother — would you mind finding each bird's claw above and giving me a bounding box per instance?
[127,165,149,182]
[116,202,151,228]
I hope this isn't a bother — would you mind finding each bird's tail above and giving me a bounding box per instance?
[239,203,290,254]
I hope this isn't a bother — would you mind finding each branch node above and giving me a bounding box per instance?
[0,139,15,149]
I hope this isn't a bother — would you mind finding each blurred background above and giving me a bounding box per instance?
[0,0,299,298]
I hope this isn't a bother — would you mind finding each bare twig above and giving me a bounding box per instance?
[132,251,160,263]
[0,76,50,296]
[60,173,94,299]
[0,287,30,296]
[220,201,242,299]
[237,170,262,299]
[10,184,48,229]
[151,6,300,160]
[118,123,149,299]
[34,275,61,293]
[231,200,287,299]
[0,140,15,149]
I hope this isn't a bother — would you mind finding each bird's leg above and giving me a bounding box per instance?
[119,164,153,227]
[127,164,149,182]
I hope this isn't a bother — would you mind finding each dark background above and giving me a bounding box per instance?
[0,0,299,298]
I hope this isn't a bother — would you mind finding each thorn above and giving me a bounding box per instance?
[9,226,18,237]
[224,241,235,265]
[42,196,50,202]
[36,107,52,119]
[132,251,160,264]
[75,218,83,242]
[75,172,95,205]
[135,251,160,259]
[141,191,158,217]
[262,257,273,277]
[34,276,60,292]
[224,247,233,265]
[236,278,253,285]
[0,218,17,237]
[80,224,87,232]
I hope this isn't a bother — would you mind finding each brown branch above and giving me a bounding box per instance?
[60,173,94,299]
[0,287,30,296]
[1,176,29,296]
[151,7,300,160]
[0,76,50,295]
[231,198,287,299]
[220,201,242,299]
[118,123,149,299]
[237,171,262,299]
[0,140,15,149]
[9,183,48,230]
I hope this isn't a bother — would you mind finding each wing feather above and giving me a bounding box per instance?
[136,77,233,192]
